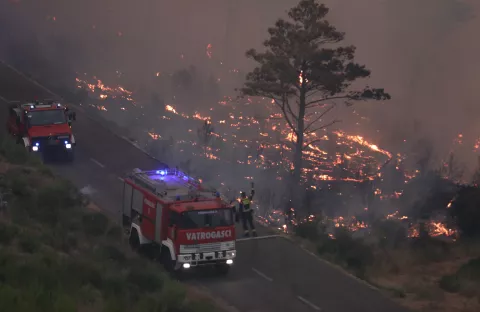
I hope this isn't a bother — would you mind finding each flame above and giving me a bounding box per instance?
[206,43,213,59]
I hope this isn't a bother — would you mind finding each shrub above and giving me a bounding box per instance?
[410,237,450,263]
[18,235,40,253]
[65,259,103,289]
[0,135,30,165]
[0,222,18,245]
[102,275,128,297]
[185,299,217,312]
[82,212,109,237]
[372,219,407,249]
[456,257,480,281]
[99,244,127,264]
[8,172,31,197]
[106,225,124,240]
[294,220,322,240]
[126,266,164,292]
[439,274,461,293]
[317,227,374,277]
[158,279,187,311]
[449,186,480,238]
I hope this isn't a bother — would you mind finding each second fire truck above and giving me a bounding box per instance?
[122,168,236,275]
[6,100,77,161]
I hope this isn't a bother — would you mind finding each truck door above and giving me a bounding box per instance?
[122,181,133,225]
[155,202,163,242]
[141,195,156,241]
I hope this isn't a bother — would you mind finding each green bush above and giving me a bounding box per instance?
[372,219,407,249]
[439,274,461,293]
[184,298,217,312]
[158,279,187,311]
[456,257,480,280]
[0,135,30,165]
[0,222,18,245]
[102,275,128,297]
[99,244,127,264]
[82,212,109,237]
[106,225,124,240]
[317,227,374,277]
[65,259,103,289]
[126,266,164,292]
[8,172,31,197]
[18,235,40,253]
[294,220,322,240]
[410,237,450,263]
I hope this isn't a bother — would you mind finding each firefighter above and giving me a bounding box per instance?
[239,182,257,237]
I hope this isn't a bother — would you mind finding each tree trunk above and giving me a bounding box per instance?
[292,88,306,210]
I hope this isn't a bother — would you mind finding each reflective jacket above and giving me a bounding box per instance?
[239,189,255,213]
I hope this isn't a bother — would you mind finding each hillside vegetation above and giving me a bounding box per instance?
[0,135,217,312]
[292,218,480,312]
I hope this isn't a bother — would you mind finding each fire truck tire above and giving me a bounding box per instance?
[129,229,141,251]
[215,264,230,275]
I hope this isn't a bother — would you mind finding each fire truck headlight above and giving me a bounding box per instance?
[32,146,39,152]
[65,143,72,149]
[182,263,191,269]
[226,259,233,265]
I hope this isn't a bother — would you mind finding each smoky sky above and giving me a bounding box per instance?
[1,0,480,172]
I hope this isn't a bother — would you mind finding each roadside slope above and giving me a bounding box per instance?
[0,135,217,312]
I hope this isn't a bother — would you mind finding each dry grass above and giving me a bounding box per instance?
[282,221,480,312]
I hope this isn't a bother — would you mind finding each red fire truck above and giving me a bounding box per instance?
[122,168,236,274]
[6,100,77,161]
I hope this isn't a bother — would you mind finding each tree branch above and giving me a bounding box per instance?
[272,97,298,135]
[304,119,340,136]
[303,104,335,132]
[306,95,352,108]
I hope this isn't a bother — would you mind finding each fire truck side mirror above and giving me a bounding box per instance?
[68,112,76,121]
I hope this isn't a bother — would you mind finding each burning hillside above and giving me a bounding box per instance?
[76,73,405,183]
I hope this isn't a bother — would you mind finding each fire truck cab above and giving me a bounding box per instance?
[122,168,236,275]
[6,100,77,161]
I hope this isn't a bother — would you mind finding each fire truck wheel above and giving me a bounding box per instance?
[129,229,140,251]
[215,264,230,275]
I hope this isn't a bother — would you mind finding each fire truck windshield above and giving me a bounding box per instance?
[26,110,66,126]
[180,209,234,229]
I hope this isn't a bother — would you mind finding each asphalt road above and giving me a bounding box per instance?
[0,60,410,312]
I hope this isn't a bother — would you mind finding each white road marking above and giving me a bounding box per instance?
[0,60,58,97]
[117,176,124,182]
[90,158,105,168]
[251,268,273,282]
[236,234,281,242]
[297,296,322,311]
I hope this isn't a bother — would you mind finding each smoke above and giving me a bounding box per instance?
[1,0,479,212]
